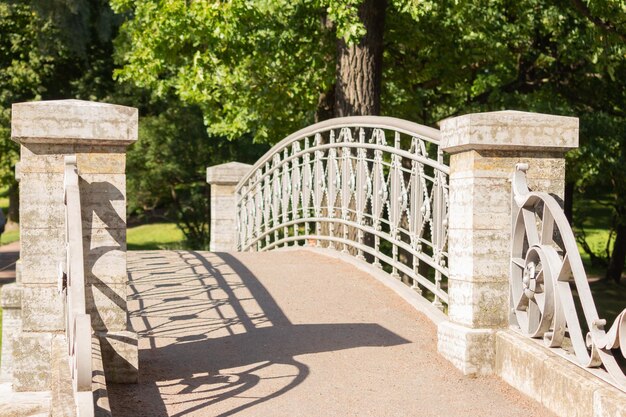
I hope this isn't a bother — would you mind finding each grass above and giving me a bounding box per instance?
[571,197,625,324]
[0,189,18,246]
[0,228,19,246]
[127,222,185,250]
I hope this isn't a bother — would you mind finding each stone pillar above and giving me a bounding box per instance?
[437,110,578,375]
[7,99,138,391]
[206,162,252,252]
[0,164,22,383]
[0,280,22,383]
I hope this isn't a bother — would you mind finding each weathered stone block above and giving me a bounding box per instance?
[97,331,138,384]
[207,162,252,252]
[1,283,22,309]
[437,321,496,375]
[0,284,23,383]
[447,228,511,284]
[19,228,65,256]
[206,162,252,185]
[21,286,64,332]
[594,386,626,417]
[440,111,578,154]
[19,144,75,174]
[81,204,126,231]
[85,247,126,285]
[20,253,61,285]
[87,283,128,332]
[494,330,626,417]
[19,173,64,229]
[495,330,553,400]
[449,150,567,180]
[12,332,53,391]
[76,151,126,174]
[447,279,509,328]
[541,356,604,417]
[12,100,138,145]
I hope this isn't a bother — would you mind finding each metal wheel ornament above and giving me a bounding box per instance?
[511,164,626,391]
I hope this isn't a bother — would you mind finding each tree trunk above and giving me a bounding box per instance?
[606,221,626,283]
[315,89,335,122]
[334,0,387,117]
[8,180,19,223]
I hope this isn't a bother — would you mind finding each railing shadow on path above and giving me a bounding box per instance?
[108,250,410,417]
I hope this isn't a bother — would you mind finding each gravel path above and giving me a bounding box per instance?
[108,250,553,417]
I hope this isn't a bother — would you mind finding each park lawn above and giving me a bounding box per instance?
[0,188,19,246]
[571,197,625,324]
[0,229,19,246]
[127,222,185,250]
[0,195,7,211]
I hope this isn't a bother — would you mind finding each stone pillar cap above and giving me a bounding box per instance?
[12,99,138,146]
[439,110,579,154]
[206,162,252,185]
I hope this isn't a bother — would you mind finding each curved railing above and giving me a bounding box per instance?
[60,156,95,416]
[511,164,626,391]
[236,116,450,307]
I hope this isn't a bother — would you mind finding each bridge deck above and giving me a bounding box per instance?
[108,250,551,417]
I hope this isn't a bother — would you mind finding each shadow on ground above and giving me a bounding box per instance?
[108,251,409,417]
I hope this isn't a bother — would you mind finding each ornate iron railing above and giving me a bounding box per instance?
[236,116,450,307]
[510,164,626,391]
[59,155,94,416]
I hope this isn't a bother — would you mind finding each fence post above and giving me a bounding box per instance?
[437,110,578,375]
[5,99,138,391]
[206,162,252,252]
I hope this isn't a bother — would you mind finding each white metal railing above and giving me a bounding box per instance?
[236,116,450,307]
[510,164,626,391]
[60,155,94,416]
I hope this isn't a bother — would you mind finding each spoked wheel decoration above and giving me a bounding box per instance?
[511,164,626,391]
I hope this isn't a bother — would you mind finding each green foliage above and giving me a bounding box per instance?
[0,2,59,184]
[112,0,626,276]
[127,222,185,250]
[127,101,268,248]
[0,0,124,212]
[112,0,339,143]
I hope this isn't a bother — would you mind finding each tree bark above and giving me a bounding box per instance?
[334,0,387,117]
[315,89,335,122]
[606,221,626,283]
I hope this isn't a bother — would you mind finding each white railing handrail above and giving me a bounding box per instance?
[61,155,94,416]
[510,164,626,392]
[237,116,442,193]
[236,118,450,308]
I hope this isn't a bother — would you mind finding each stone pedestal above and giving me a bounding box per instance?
[206,162,252,252]
[437,110,578,375]
[5,99,138,391]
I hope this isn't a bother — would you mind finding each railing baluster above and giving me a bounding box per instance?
[61,155,94,417]
[235,117,450,306]
[302,137,312,243]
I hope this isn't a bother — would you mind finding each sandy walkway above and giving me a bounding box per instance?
[108,250,553,417]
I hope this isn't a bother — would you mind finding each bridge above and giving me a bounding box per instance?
[0,100,624,417]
